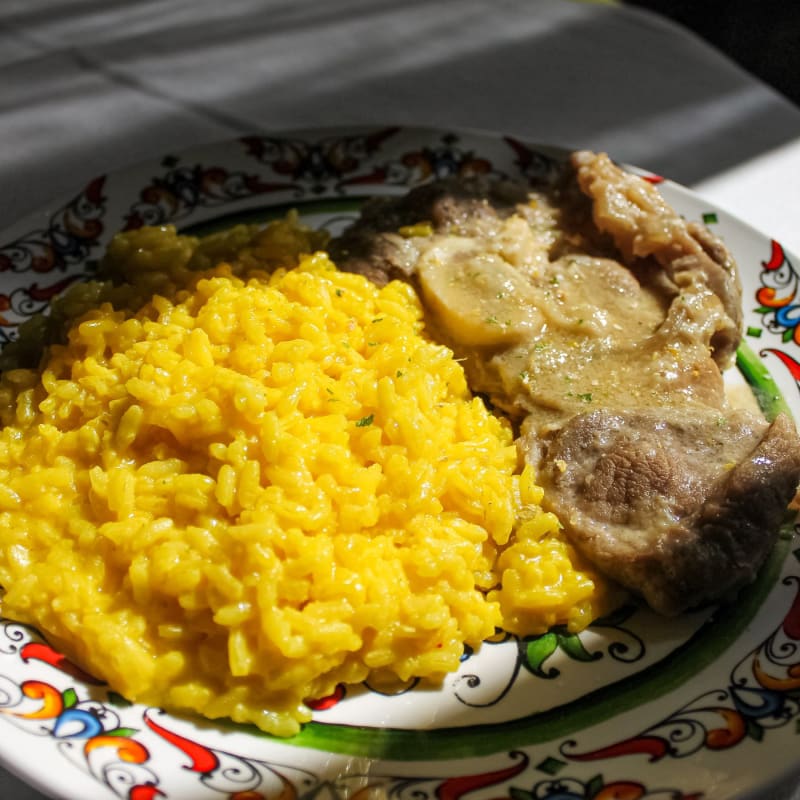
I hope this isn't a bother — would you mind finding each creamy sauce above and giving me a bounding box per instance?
[414,211,729,435]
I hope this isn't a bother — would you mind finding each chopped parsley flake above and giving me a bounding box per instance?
[356,414,374,427]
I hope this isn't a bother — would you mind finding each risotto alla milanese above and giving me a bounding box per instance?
[0,217,611,737]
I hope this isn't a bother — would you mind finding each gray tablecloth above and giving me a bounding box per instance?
[1,1,800,798]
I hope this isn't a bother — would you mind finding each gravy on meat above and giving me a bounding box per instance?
[330,151,800,616]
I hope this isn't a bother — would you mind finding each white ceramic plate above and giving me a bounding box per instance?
[1,126,799,800]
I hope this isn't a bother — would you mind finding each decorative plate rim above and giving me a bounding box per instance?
[1,124,800,800]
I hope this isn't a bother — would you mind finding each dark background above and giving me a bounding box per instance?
[625,0,800,107]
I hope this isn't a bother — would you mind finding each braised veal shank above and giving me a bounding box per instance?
[331,151,800,615]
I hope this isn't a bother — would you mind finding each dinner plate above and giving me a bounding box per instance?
[1,125,799,800]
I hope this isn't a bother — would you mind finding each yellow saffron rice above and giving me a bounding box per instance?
[0,218,609,736]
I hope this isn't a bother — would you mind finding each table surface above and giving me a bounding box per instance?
[1,1,799,798]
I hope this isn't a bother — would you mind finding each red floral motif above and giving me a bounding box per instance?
[144,711,219,773]
[144,710,317,799]
[755,239,800,345]
[763,239,787,271]
[123,165,287,230]
[435,751,529,800]
[242,128,505,195]
[0,274,84,330]
[241,127,401,191]
[308,683,346,710]
[0,177,106,274]
[561,569,800,768]
[782,575,800,638]
[130,787,166,800]
[761,348,800,382]
[20,642,104,685]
